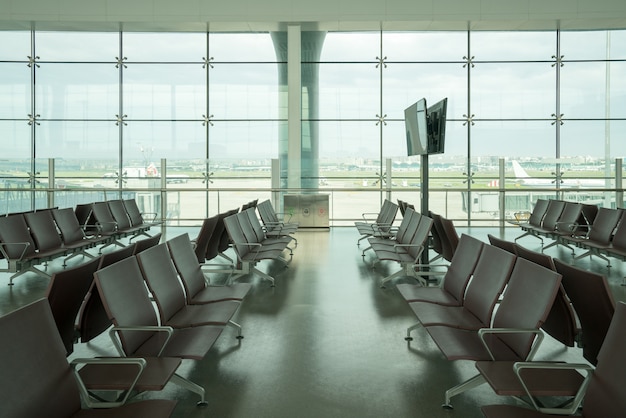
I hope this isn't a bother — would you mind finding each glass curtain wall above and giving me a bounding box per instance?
[0,29,624,224]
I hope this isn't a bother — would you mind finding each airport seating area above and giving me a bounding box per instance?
[0,198,298,416]
[357,198,623,414]
[1,196,626,417]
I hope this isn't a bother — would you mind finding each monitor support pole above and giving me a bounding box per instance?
[420,154,430,266]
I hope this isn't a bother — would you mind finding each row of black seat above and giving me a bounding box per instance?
[191,199,298,287]
[357,199,462,288]
[0,198,158,285]
[515,199,626,280]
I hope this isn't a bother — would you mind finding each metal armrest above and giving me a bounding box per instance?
[96,221,118,232]
[360,212,380,221]
[477,328,545,361]
[410,263,450,276]
[555,221,579,233]
[141,211,158,222]
[275,212,293,223]
[0,241,31,261]
[71,357,146,409]
[513,361,594,415]
[109,325,174,357]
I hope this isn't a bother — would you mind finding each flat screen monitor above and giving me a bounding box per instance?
[427,97,447,155]
[404,98,428,156]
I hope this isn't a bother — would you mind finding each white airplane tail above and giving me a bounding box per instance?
[511,161,530,179]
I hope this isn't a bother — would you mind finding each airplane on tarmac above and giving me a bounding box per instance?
[486,161,606,188]
[511,160,606,188]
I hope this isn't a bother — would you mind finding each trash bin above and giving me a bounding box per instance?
[283,194,329,229]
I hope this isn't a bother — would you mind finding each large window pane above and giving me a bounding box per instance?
[471,121,556,158]
[124,32,206,62]
[0,31,30,60]
[36,121,118,160]
[471,62,555,119]
[0,63,30,118]
[320,32,380,61]
[382,63,466,121]
[35,31,118,62]
[319,121,380,159]
[0,121,30,159]
[383,31,468,62]
[124,121,205,163]
[209,63,280,119]
[210,33,278,62]
[561,30,614,60]
[560,120,626,160]
[560,62,613,119]
[209,121,279,159]
[124,64,206,119]
[471,31,555,61]
[35,63,118,119]
[317,63,379,119]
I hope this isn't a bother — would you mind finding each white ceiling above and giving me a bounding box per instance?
[1,0,626,32]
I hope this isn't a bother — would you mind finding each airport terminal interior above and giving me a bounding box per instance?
[2,1,626,417]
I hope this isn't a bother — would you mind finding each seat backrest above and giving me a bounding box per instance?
[438,215,459,261]
[514,244,577,347]
[74,203,95,228]
[206,211,230,261]
[224,212,250,258]
[398,208,421,245]
[554,258,616,365]
[0,213,37,259]
[587,207,622,244]
[219,208,241,253]
[378,199,399,232]
[98,244,136,269]
[0,299,82,418]
[581,203,599,226]
[610,214,626,251]
[582,302,626,417]
[463,244,517,327]
[392,209,415,244]
[122,198,145,225]
[135,243,187,324]
[108,199,132,230]
[555,201,582,231]
[442,234,484,303]
[45,257,101,355]
[52,207,87,245]
[487,234,516,254]
[24,210,63,252]
[397,199,408,217]
[91,201,117,233]
[513,243,555,270]
[492,257,562,360]
[428,211,443,255]
[541,200,566,230]
[238,210,260,245]
[243,208,267,242]
[376,199,393,223]
[528,199,550,227]
[408,214,433,260]
[194,215,219,263]
[133,233,162,255]
[94,256,160,355]
[167,233,206,303]
[257,199,278,225]
[77,245,137,343]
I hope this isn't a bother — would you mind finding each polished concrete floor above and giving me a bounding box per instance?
[1,226,625,418]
